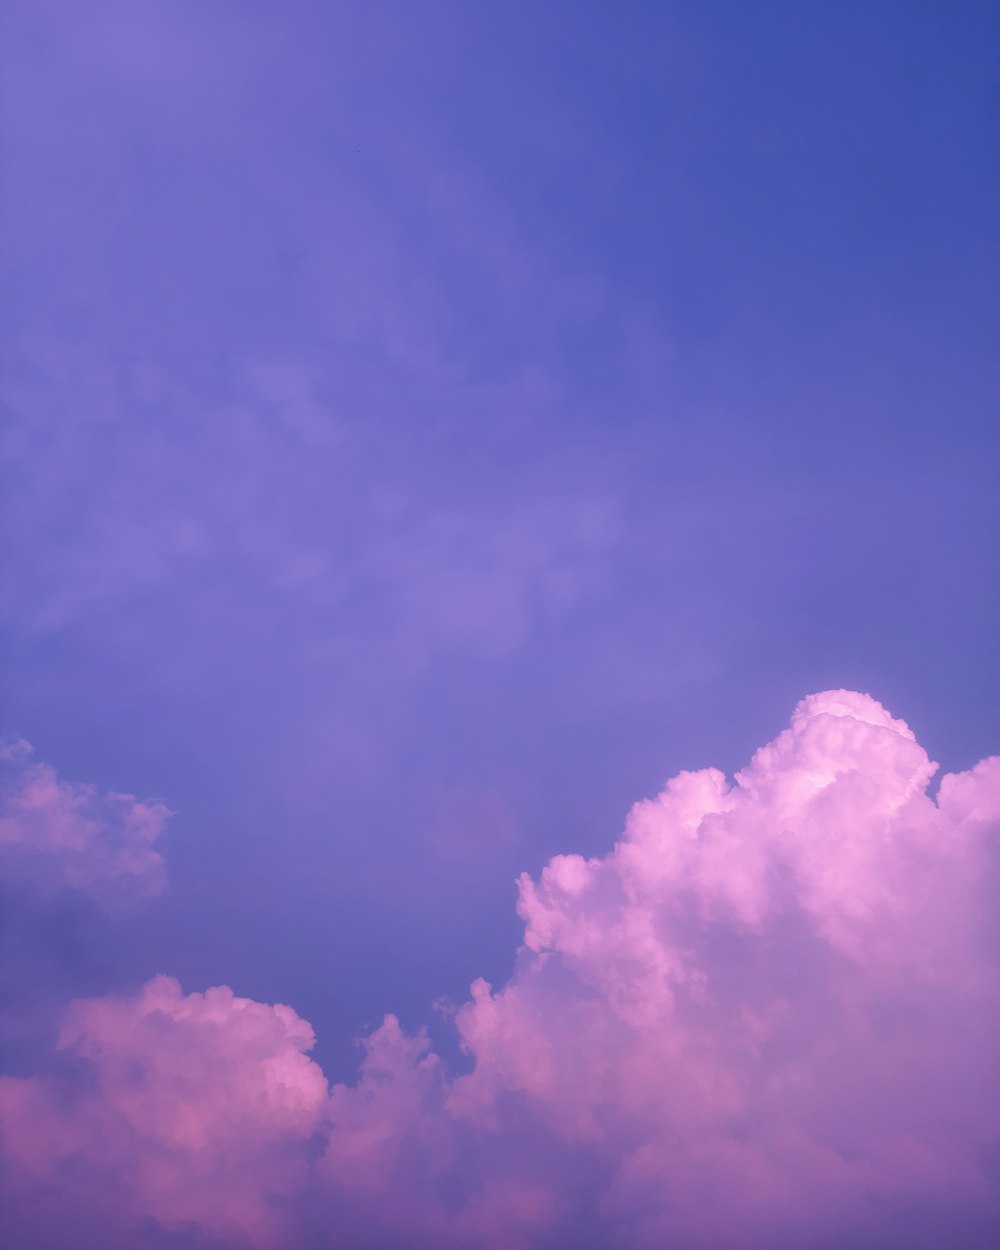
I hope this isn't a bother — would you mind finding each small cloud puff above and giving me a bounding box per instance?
[0,740,170,898]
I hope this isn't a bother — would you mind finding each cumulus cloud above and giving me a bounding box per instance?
[0,741,170,897]
[447,691,1000,1246]
[2,693,998,1247]
[0,976,328,1247]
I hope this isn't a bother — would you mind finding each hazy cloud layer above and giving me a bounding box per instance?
[2,693,997,1247]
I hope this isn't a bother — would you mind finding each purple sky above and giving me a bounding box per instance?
[1,3,998,1247]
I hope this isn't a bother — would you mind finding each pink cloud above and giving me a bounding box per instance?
[0,975,328,1245]
[0,740,170,897]
[445,691,1000,1242]
[2,692,998,1247]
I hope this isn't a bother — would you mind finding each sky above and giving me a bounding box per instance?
[0,2,998,1247]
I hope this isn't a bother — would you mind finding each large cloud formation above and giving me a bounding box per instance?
[1,693,997,1248]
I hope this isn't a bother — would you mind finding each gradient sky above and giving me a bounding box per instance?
[1,3,998,1248]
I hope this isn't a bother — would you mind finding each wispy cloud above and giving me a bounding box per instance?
[0,741,170,899]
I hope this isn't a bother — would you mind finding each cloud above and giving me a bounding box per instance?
[0,976,328,1247]
[446,691,1000,1245]
[0,741,170,898]
[1,693,998,1247]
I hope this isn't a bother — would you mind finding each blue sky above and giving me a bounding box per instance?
[2,0,998,1114]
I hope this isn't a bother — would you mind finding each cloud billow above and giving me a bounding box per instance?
[1,693,997,1248]
[0,740,170,900]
